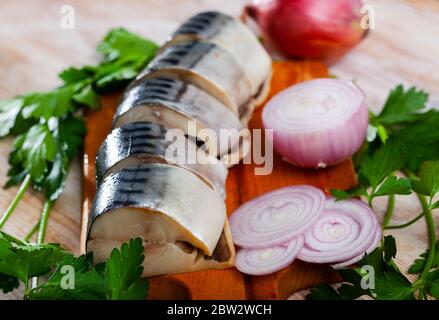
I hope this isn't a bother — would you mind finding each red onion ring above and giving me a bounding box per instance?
[230,185,325,249]
[298,198,379,264]
[304,214,361,252]
[331,226,382,269]
[235,237,304,276]
[262,78,368,168]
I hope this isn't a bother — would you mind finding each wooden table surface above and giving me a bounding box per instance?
[1,0,438,299]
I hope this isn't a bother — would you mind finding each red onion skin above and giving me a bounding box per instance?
[262,79,369,168]
[244,0,367,64]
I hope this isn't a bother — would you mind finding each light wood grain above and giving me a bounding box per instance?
[0,0,438,299]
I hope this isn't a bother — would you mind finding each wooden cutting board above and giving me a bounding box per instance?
[1,0,438,300]
[82,60,357,300]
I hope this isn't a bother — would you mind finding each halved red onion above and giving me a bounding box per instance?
[331,226,382,269]
[262,78,368,168]
[235,237,304,276]
[298,198,379,264]
[229,185,325,249]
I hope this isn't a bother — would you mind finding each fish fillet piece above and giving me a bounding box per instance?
[96,121,228,197]
[88,220,235,277]
[88,163,232,277]
[165,11,272,104]
[113,76,250,164]
[89,163,225,255]
[139,41,254,123]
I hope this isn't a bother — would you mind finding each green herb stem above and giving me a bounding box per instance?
[24,280,30,296]
[401,168,437,299]
[367,187,376,208]
[37,200,54,244]
[385,209,428,230]
[0,174,31,229]
[382,194,395,228]
[419,203,436,300]
[30,201,54,289]
[24,220,40,242]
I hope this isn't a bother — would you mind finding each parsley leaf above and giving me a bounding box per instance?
[395,113,439,171]
[411,160,439,197]
[373,272,415,300]
[21,87,76,121]
[306,284,342,300]
[359,139,407,188]
[105,238,148,300]
[8,124,57,183]
[331,186,367,201]
[431,281,439,299]
[59,28,158,92]
[377,85,428,124]
[373,176,412,197]
[383,235,397,263]
[94,58,146,90]
[307,269,373,300]
[93,28,158,90]
[6,116,86,201]
[97,28,158,62]
[370,85,439,172]
[335,140,409,202]
[0,273,20,293]
[0,232,71,288]
[338,268,372,299]
[357,236,396,276]
[27,238,148,300]
[39,117,86,200]
[59,66,96,84]
[27,254,106,300]
[409,241,439,274]
[0,99,24,138]
[72,83,100,110]
[306,236,418,300]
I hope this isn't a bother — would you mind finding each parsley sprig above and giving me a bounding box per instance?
[307,235,439,300]
[0,232,149,300]
[0,27,156,300]
[0,28,158,243]
[317,85,439,300]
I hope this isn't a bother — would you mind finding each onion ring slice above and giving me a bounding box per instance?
[331,226,382,269]
[235,236,304,276]
[298,198,379,264]
[230,185,325,249]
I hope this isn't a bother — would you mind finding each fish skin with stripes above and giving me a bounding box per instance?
[96,121,228,197]
[85,11,272,277]
[113,75,247,162]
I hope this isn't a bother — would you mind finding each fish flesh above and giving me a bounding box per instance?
[113,76,250,164]
[139,41,255,123]
[83,11,274,278]
[96,121,228,197]
[164,11,272,105]
[88,221,235,277]
[88,163,234,277]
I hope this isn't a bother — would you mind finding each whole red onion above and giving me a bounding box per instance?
[244,0,368,64]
